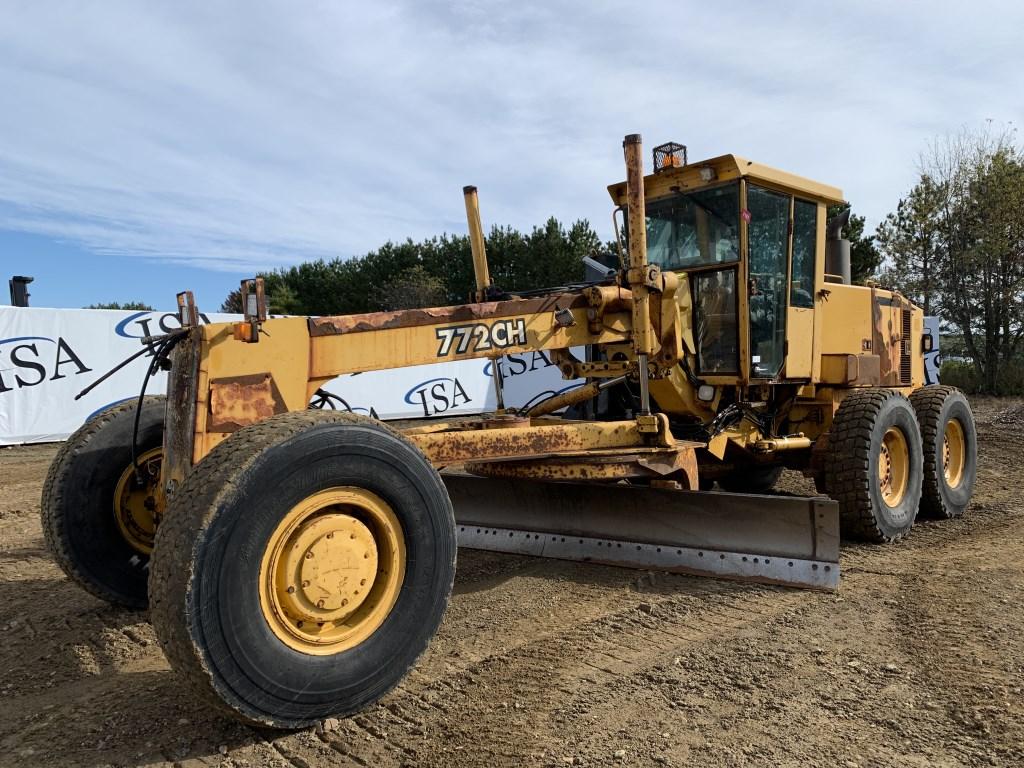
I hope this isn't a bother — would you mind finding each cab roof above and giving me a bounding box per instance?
[607,154,845,207]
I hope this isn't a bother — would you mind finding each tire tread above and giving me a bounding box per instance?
[148,410,438,725]
[40,396,165,609]
[825,389,914,543]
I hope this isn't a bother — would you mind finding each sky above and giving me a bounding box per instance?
[1,0,1022,311]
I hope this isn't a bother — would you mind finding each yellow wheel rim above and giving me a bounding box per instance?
[259,488,406,655]
[878,427,910,507]
[113,447,162,554]
[943,418,966,488]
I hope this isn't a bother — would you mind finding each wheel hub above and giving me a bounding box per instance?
[878,427,909,508]
[942,418,966,488]
[113,448,162,554]
[259,488,406,655]
[280,515,378,623]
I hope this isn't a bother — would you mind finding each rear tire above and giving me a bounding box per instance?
[718,465,783,493]
[149,411,456,728]
[825,389,923,542]
[910,385,977,519]
[41,397,165,609]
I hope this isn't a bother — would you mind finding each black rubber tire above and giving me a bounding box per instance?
[149,411,457,728]
[40,396,166,609]
[909,385,977,519]
[717,465,783,493]
[824,389,923,543]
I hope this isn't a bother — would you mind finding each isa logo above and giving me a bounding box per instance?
[0,336,92,393]
[114,310,213,340]
[404,377,472,417]
[482,350,557,379]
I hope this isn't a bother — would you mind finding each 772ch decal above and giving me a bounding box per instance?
[435,319,528,357]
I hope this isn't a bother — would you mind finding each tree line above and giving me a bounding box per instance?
[876,124,1024,394]
[221,218,606,316]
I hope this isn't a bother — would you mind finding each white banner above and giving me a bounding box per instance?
[924,315,941,385]
[0,306,580,445]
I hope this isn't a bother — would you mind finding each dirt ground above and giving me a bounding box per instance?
[1,397,1022,768]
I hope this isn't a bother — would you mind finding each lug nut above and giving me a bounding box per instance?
[305,551,314,559]
[286,586,295,594]
[301,580,310,588]
[316,599,325,608]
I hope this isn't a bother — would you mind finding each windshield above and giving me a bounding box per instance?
[644,183,740,270]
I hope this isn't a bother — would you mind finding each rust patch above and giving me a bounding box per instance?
[479,414,532,429]
[208,373,287,432]
[161,328,200,500]
[871,288,903,386]
[467,446,699,487]
[309,294,586,336]
[412,417,678,467]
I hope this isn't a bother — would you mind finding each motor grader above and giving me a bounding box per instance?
[42,134,977,728]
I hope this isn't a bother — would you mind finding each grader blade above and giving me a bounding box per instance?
[443,475,840,591]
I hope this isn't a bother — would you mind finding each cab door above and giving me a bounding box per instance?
[746,185,790,379]
[784,198,818,379]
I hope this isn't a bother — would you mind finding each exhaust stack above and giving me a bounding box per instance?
[463,185,492,302]
[825,208,852,285]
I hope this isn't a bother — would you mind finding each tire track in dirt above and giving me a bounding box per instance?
[286,577,809,767]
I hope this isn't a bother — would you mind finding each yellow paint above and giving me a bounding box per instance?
[194,317,312,463]
[409,415,675,465]
[944,418,966,488]
[819,283,873,355]
[309,308,631,380]
[607,154,844,208]
[113,447,162,555]
[649,365,714,421]
[258,487,405,655]
[879,426,910,507]
[785,307,814,378]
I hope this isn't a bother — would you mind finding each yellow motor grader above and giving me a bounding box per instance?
[42,135,977,728]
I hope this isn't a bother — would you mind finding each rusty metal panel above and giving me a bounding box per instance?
[308,307,631,379]
[161,328,201,499]
[309,294,586,336]
[466,445,699,488]
[409,416,674,466]
[871,287,903,386]
[208,372,287,432]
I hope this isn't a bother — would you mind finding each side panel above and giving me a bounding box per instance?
[786,307,814,378]
[818,283,874,357]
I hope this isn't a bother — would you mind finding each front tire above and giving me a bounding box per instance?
[825,389,923,542]
[41,397,165,609]
[718,465,783,493]
[149,411,456,728]
[910,386,977,519]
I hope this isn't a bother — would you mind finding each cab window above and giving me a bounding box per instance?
[644,183,740,271]
[791,199,817,308]
[746,185,789,378]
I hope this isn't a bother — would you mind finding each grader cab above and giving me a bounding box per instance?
[42,135,977,728]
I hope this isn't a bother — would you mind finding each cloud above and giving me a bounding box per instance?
[0,0,1021,271]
